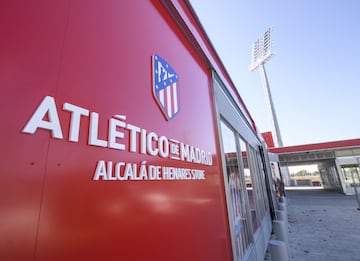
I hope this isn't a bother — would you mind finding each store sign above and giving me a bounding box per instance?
[22,96,212,181]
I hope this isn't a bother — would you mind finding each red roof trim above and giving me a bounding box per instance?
[269,138,360,154]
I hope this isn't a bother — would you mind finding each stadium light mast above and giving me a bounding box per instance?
[249,27,283,147]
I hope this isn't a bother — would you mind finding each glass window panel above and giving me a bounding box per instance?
[220,121,252,259]
[256,153,270,211]
[341,165,360,188]
[253,150,269,215]
[238,138,260,232]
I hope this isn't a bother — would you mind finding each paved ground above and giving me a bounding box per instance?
[266,187,360,261]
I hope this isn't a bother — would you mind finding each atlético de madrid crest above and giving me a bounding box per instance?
[152,54,180,120]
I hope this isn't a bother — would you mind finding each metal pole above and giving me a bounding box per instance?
[259,64,283,147]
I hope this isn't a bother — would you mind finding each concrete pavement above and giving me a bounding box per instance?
[273,188,360,261]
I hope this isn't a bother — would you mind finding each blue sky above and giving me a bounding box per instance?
[190,0,360,146]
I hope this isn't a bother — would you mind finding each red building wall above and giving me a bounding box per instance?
[0,1,232,260]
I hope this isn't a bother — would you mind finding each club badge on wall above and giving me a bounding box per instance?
[152,54,180,120]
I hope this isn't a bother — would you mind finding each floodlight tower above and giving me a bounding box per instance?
[249,27,283,147]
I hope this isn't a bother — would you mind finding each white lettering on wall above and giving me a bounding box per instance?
[22,96,63,139]
[108,116,126,150]
[89,112,108,147]
[63,102,89,142]
[93,160,205,181]
[22,96,213,167]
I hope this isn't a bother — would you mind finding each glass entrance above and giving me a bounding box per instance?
[341,165,360,190]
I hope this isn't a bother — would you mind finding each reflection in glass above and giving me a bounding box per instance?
[220,121,252,259]
[342,165,360,188]
[239,138,260,232]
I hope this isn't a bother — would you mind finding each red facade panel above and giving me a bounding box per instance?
[1,1,232,260]
[262,131,275,148]
[0,1,70,260]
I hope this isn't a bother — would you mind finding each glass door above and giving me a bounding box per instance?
[341,165,360,188]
